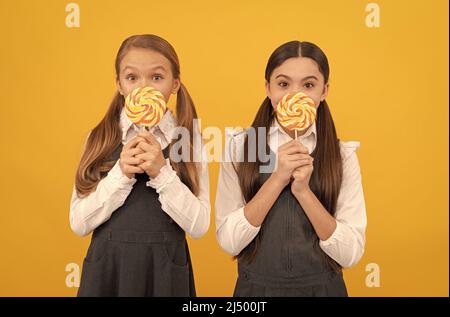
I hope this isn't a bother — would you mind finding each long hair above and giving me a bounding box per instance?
[235,41,343,272]
[75,34,199,198]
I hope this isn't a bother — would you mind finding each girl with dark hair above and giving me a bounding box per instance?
[70,34,210,296]
[215,41,367,296]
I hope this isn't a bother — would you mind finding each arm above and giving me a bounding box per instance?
[146,142,211,239]
[292,142,367,268]
[69,132,144,237]
[215,131,297,256]
[243,175,286,227]
[215,160,263,256]
[69,160,136,237]
[292,189,337,241]
[245,137,310,227]
[215,131,262,256]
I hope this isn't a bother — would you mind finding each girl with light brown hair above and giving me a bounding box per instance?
[70,34,210,296]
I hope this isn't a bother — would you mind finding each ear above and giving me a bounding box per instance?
[265,80,271,100]
[116,80,124,96]
[320,83,329,102]
[172,78,181,94]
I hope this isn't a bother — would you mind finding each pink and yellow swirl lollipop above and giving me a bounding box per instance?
[276,92,317,139]
[124,86,167,130]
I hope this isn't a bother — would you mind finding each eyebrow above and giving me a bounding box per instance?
[122,65,167,73]
[275,74,319,81]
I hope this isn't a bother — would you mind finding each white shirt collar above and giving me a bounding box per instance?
[119,106,177,144]
[270,116,317,140]
[269,116,317,154]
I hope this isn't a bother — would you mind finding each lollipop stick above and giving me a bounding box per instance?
[295,129,298,140]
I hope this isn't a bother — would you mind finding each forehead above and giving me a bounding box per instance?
[119,48,172,73]
[271,57,323,81]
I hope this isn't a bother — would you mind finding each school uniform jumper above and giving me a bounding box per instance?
[77,143,196,297]
[234,148,348,297]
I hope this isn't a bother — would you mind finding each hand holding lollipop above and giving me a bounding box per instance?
[275,91,317,140]
[125,86,167,131]
[276,91,316,185]
[124,86,167,178]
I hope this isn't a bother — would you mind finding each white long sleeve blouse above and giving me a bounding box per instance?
[70,108,211,239]
[215,118,367,269]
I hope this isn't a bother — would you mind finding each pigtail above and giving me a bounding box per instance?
[169,82,200,196]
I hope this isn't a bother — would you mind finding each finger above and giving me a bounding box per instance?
[124,136,146,150]
[120,148,144,160]
[124,165,145,174]
[293,140,309,153]
[127,147,145,157]
[139,161,156,171]
[287,154,313,161]
[283,144,308,155]
[286,138,308,151]
[121,147,144,159]
[290,159,313,169]
[138,131,158,146]
[136,141,153,153]
[279,139,299,149]
[278,142,299,156]
[292,165,313,178]
[135,152,154,161]
[121,157,144,166]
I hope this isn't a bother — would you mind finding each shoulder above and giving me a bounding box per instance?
[339,140,361,162]
[225,126,247,137]
[225,127,248,146]
[224,127,249,162]
[338,140,363,182]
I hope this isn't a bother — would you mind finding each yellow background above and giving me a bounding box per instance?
[0,0,448,296]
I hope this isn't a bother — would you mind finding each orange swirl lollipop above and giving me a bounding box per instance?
[276,92,317,139]
[125,86,167,130]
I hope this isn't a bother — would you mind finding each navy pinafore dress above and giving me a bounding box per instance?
[233,146,348,297]
[77,143,196,297]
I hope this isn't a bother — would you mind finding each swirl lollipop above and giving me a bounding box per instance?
[124,86,167,131]
[276,92,317,140]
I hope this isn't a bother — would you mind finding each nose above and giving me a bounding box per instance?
[290,85,304,94]
[138,79,152,88]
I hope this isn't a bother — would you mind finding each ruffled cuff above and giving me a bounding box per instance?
[108,160,137,187]
[237,207,261,230]
[146,158,177,193]
[319,220,345,246]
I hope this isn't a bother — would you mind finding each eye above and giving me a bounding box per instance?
[126,74,136,81]
[153,74,164,81]
[304,82,315,89]
[278,81,288,88]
